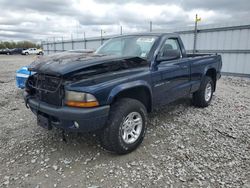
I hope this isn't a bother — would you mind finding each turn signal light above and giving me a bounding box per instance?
[65,101,99,108]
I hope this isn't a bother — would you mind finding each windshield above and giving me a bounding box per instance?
[95,35,158,58]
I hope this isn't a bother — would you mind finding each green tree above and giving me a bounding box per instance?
[0,41,41,49]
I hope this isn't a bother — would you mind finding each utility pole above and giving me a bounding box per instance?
[150,21,152,32]
[193,14,201,54]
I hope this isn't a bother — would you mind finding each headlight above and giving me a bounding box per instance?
[65,91,99,108]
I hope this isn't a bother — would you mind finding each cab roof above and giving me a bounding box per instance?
[113,32,179,38]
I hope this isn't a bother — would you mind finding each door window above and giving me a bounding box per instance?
[159,38,181,60]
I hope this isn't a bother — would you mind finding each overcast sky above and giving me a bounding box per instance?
[0,0,249,42]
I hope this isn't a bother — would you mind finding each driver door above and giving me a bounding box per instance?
[152,38,191,106]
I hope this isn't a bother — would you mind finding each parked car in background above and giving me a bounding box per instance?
[10,48,27,55]
[0,49,5,54]
[0,48,11,55]
[22,48,43,55]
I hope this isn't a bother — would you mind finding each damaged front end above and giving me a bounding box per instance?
[23,51,148,133]
[24,73,66,131]
[24,72,110,133]
[25,74,64,107]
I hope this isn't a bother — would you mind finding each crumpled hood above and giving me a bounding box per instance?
[28,51,148,77]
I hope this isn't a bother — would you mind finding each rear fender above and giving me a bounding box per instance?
[202,65,217,91]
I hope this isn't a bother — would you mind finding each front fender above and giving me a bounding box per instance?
[107,80,152,104]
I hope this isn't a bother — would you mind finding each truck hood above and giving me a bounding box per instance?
[28,51,148,77]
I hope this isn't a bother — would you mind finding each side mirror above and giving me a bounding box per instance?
[156,49,180,62]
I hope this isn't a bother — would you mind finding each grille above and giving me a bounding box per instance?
[36,74,61,92]
[28,74,63,106]
[39,89,63,106]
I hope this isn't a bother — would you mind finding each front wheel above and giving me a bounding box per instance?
[192,76,214,108]
[100,98,147,154]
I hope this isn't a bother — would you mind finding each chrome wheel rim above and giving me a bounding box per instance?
[205,82,212,102]
[121,112,143,144]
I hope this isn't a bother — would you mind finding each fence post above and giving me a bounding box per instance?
[62,37,64,51]
[41,40,43,50]
[101,29,103,45]
[71,34,74,50]
[84,32,86,49]
[47,38,49,55]
[53,37,56,53]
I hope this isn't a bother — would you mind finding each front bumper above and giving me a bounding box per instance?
[24,93,110,132]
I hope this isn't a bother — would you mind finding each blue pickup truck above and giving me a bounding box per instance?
[24,33,222,154]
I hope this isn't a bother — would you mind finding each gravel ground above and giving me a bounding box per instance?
[0,55,250,188]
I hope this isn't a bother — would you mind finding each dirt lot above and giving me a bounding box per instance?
[0,55,250,188]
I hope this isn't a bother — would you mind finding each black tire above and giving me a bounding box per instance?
[99,98,147,154]
[192,76,214,108]
[25,52,29,55]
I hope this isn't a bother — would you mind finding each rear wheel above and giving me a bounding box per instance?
[192,76,214,107]
[99,98,147,154]
[25,52,29,55]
